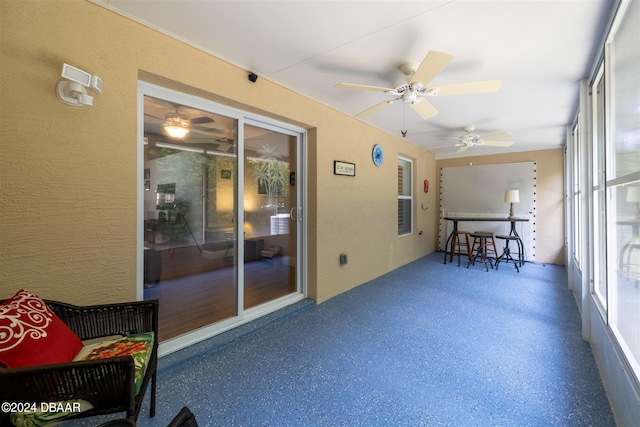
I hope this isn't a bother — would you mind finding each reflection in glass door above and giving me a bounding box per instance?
[140,86,304,345]
[142,94,239,341]
[243,123,298,309]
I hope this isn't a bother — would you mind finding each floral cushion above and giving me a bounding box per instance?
[0,289,83,368]
[74,332,154,394]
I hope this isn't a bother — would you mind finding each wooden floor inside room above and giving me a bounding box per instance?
[144,246,295,341]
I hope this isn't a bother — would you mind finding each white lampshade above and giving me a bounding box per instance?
[504,189,520,203]
[627,187,640,202]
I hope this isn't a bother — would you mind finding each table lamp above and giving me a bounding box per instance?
[505,189,520,219]
[627,187,640,219]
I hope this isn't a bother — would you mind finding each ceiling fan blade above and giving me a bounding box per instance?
[409,99,439,120]
[480,132,513,141]
[192,126,227,134]
[217,141,233,152]
[481,141,514,147]
[336,83,394,92]
[354,100,392,118]
[429,143,457,149]
[430,79,502,96]
[457,146,469,153]
[188,128,228,139]
[409,51,454,86]
[144,112,165,123]
[191,116,214,125]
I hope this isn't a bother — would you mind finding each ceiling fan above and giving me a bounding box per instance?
[144,110,229,139]
[446,126,514,153]
[336,51,502,120]
[144,111,235,154]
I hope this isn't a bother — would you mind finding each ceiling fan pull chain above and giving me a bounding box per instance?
[401,103,408,137]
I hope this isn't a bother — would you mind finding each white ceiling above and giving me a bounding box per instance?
[94,0,612,159]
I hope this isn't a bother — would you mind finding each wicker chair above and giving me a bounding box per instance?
[0,299,158,425]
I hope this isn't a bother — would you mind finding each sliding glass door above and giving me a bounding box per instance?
[243,122,299,310]
[139,84,304,344]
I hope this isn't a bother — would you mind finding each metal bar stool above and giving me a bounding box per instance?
[467,232,494,271]
[472,230,498,260]
[450,230,472,266]
[495,235,520,272]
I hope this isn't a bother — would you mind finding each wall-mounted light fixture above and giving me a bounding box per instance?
[56,63,102,107]
[504,189,520,219]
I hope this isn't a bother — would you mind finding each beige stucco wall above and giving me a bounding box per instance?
[0,0,437,305]
[436,149,566,265]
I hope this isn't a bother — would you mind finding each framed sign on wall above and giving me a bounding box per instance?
[334,161,356,176]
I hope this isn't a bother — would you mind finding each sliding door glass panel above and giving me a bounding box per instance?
[143,95,238,341]
[243,123,298,309]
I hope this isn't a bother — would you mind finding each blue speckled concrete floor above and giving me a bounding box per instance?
[68,253,617,426]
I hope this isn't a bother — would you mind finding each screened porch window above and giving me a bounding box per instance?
[398,157,413,236]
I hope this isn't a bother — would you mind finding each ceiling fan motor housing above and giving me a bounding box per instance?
[399,61,419,76]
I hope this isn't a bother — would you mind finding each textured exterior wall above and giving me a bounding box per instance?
[0,0,436,305]
[436,149,566,265]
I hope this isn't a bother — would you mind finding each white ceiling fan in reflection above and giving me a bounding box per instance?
[144,103,226,139]
[163,104,191,139]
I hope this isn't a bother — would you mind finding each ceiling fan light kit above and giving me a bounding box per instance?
[164,109,190,139]
[164,125,189,139]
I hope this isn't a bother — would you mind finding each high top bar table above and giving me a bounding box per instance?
[443,216,529,265]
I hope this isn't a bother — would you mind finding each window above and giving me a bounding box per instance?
[591,65,607,310]
[572,119,582,268]
[605,0,640,380]
[581,0,640,386]
[398,157,413,236]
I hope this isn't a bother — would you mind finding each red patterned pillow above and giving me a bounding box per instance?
[0,289,83,368]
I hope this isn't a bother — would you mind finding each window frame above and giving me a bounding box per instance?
[590,63,608,314]
[397,156,413,237]
[603,0,640,383]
